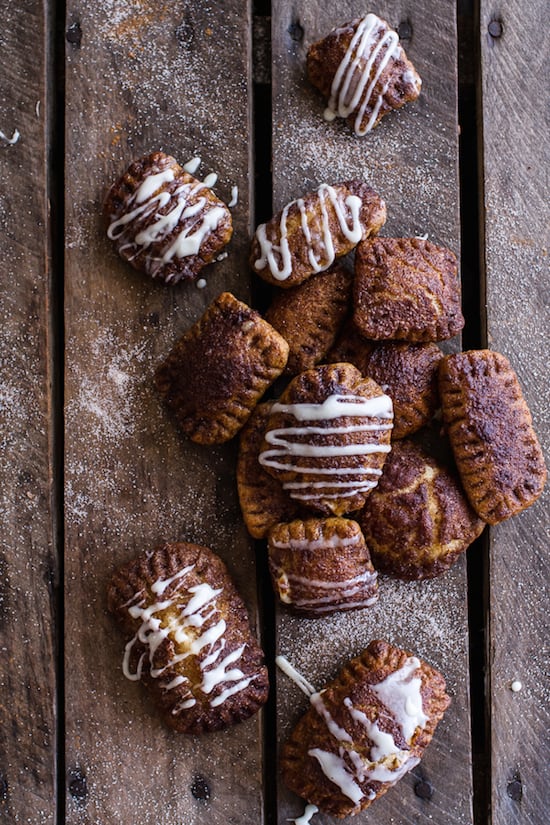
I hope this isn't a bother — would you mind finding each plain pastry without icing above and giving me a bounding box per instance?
[280,639,450,817]
[108,542,269,733]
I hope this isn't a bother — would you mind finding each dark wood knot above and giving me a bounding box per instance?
[191,774,210,802]
[288,20,304,42]
[488,20,503,38]
[68,767,88,804]
[398,20,413,41]
[414,778,434,800]
[66,22,82,48]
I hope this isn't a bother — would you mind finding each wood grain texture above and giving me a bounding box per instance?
[479,4,550,824]
[63,2,263,822]
[0,0,57,822]
[270,3,474,823]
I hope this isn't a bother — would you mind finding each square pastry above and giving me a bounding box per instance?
[154,292,289,444]
[353,237,464,342]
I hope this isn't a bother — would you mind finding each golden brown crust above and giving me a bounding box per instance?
[264,265,353,374]
[280,639,450,817]
[327,323,374,369]
[307,15,421,136]
[359,440,485,579]
[104,152,233,283]
[268,517,378,616]
[439,350,547,523]
[237,402,301,539]
[259,363,393,516]
[154,292,289,444]
[250,181,386,288]
[107,542,269,733]
[353,238,465,342]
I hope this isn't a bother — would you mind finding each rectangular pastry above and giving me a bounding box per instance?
[108,542,269,733]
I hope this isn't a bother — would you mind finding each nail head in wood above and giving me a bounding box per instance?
[288,20,304,42]
[414,778,434,800]
[398,20,413,41]
[66,22,82,48]
[0,772,8,801]
[488,20,503,38]
[507,778,523,802]
[68,767,88,804]
[191,774,210,802]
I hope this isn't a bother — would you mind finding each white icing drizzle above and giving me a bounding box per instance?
[121,564,260,709]
[228,185,239,207]
[107,158,227,278]
[259,393,393,502]
[183,156,201,175]
[371,656,428,742]
[309,748,364,804]
[0,128,20,145]
[275,655,316,697]
[254,183,363,280]
[323,13,414,135]
[271,565,378,612]
[290,803,319,825]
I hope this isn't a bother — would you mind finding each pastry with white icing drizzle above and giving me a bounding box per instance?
[439,349,547,523]
[264,264,353,374]
[154,292,289,444]
[280,639,450,817]
[259,363,393,516]
[268,517,378,615]
[104,151,233,283]
[250,181,386,288]
[107,542,269,733]
[307,13,422,136]
[237,401,302,539]
[353,237,465,342]
[328,333,443,439]
[360,440,485,579]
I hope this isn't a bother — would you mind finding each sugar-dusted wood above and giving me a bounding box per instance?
[63,2,262,822]
[270,2,474,822]
[0,0,57,821]
[479,4,550,823]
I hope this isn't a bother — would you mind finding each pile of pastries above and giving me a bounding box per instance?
[103,12,546,820]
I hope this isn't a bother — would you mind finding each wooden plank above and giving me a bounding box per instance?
[270,3,474,823]
[479,5,550,824]
[0,0,57,822]
[63,2,263,823]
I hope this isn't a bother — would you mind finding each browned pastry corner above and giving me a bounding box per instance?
[237,402,301,539]
[264,264,353,374]
[268,517,378,615]
[104,151,233,283]
[250,181,386,288]
[327,323,374,371]
[307,13,422,136]
[259,363,394,517]
[280,639,450,817]
[439,349,547,524]
[154,292,289,445]
[107,542,269,733]
[359,440,485,579]
[353,237,465,342]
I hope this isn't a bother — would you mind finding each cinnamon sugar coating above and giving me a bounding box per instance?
[307,14,421,136]
[353,238,464,342]
[104,152,232,283]
[439,350,547,523]
[264,265,353,374]
[268,517,378,616]
[280,639,450,817]
[259,363,393,516]
[107,542,269,733]
[237,402,301,539]
[359,440,485,580]
[154,292,289,444]
[250,181,386,288]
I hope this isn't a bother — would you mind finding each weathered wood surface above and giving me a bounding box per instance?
[0,0,57,822]
[479,4,550,824]
[270,2,474,823]
[63,2,263,822]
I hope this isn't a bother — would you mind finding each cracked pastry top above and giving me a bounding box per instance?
[353,237,465,342]
[307,13,422,136]
[268,517,378,616]
[154,291,289,445]
[105,151,233,283]
[280,639,450,817]
[258,363,393,516]
[250,181,386,288]
[359,440,485,580]
[107,542,269,733]
[439,349,547,523]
